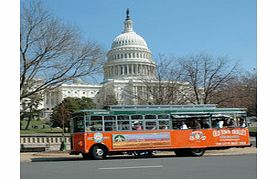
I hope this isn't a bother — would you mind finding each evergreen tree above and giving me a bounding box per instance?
[50,97,96,128]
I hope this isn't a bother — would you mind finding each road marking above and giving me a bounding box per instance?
[98,165,163,170]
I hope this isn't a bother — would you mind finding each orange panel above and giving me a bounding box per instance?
[71,128,250,154]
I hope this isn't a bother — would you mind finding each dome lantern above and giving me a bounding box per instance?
[124,8,133,33]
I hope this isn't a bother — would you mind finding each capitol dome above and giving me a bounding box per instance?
[111,32,148,49]
[104,9,157,81]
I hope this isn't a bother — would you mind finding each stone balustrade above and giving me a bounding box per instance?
[20,134,71,152]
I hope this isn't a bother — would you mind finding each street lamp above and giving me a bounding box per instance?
[59,102,66,151]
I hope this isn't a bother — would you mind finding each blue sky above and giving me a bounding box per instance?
[38,0,256,72]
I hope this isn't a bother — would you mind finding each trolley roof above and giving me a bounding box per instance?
[72,105,247,116]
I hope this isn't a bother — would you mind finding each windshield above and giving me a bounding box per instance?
[72,116,85,133]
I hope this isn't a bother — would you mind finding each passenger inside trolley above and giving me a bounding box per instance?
[180,121,188,129]
[239,118,246,127]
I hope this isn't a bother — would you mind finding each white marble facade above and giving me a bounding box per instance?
[43,82,102,119]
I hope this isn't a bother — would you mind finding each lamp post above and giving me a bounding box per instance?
[59,102,66,151]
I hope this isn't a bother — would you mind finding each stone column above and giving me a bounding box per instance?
[117,65,120,76]
[127,64,129,75]
[143,65,146,75]
[131,64,134,74]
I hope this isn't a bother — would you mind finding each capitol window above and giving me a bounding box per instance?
[129,65,132,74]
[124,65,127,74]
[133,65,136,74]
[121,66,123,75]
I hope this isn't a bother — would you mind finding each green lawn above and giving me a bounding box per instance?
[20,119,67,134]
[21,120,50,128]
[20,128,64,134]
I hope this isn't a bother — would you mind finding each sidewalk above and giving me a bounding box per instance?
[20,147,257,162]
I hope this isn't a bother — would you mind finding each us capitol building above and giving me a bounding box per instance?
[43,10,190,119]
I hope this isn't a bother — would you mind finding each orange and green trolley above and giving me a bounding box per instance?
[69,104,251,159]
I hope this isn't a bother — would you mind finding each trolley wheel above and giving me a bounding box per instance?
[190,148,205,157]
[91,145,107,160]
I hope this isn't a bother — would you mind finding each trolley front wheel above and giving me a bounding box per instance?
[91,145,107,160]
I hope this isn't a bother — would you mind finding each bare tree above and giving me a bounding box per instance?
[122,55,190,105]
[95,84,118,108]
[142,55,184,104]
[210,69,257,116]
[20,1,105,101]
[178,53,238,104]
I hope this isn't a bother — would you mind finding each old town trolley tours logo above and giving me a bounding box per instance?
[93,132,104,143]
[189,131,206,141]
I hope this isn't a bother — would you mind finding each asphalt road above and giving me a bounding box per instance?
[21,154,256,179]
